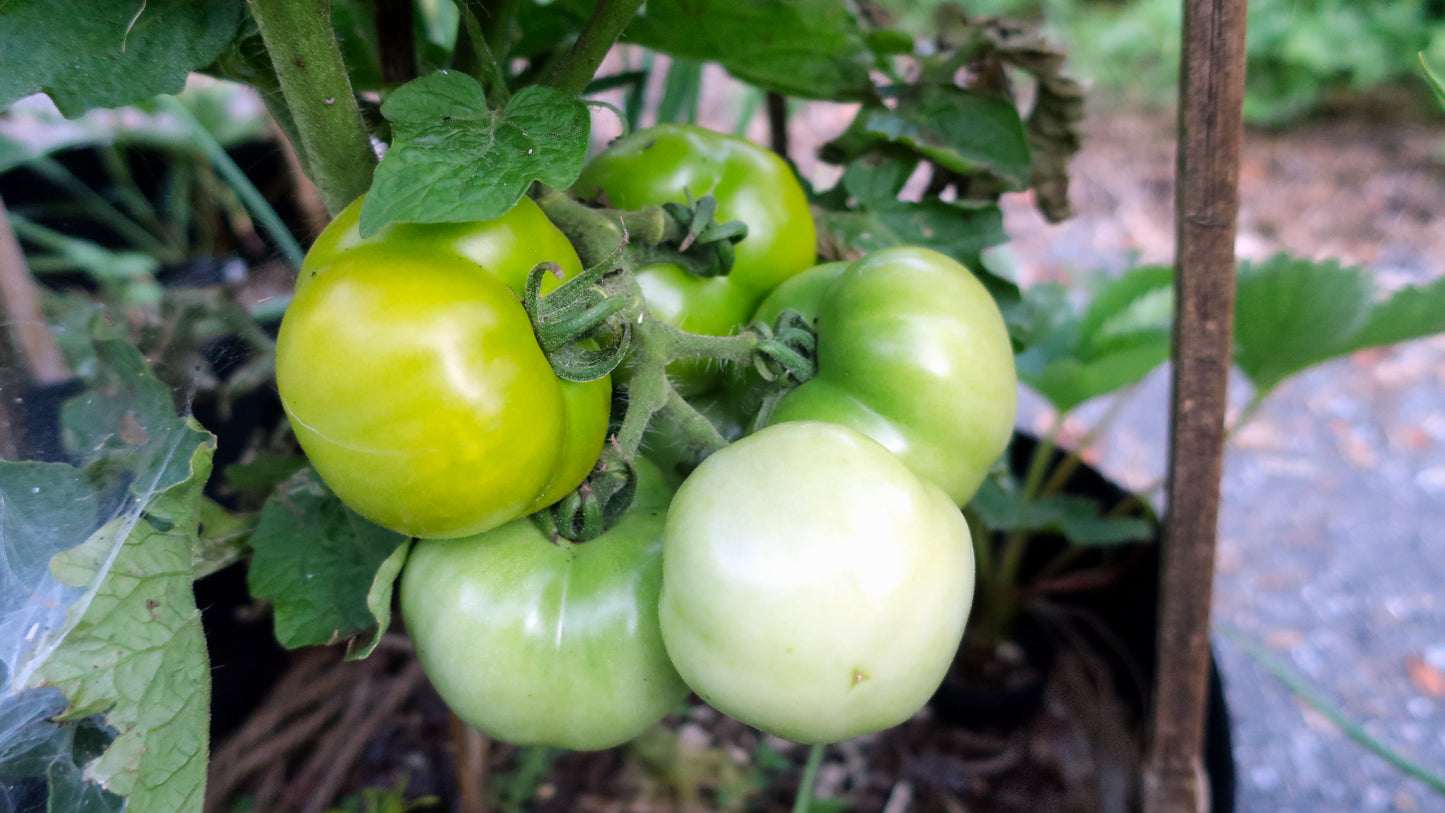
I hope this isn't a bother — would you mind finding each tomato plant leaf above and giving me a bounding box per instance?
[247,468,408,654]
[1232,254,1374,393]
[360,75,590,236]
[348,540,411,661]
[0,0,244,116]
[622,0,874,101]
[28,438,215,813]
[854,88,1032,190]
[816,200,1008,278]
[1,317,214,813]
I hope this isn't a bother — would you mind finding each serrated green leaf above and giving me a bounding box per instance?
[859,88,1032,189]
[623,0,873,101]
[1233,254,1374,392]
[1015,266,1174,412]
[30,439,215,813]
[360,77,590,235]
[1345,274,1445,353]
[1078,265,1174,351]
[247,469,408,653]
[0,0,244,116]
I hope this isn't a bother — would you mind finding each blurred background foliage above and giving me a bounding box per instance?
[879,0,1445,125]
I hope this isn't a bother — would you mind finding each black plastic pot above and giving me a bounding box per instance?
[929,432,1237,813]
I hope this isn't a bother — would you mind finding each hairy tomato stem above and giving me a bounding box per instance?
[247,0,377,213]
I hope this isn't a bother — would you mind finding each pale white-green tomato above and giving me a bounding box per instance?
[400,460,689,751]
[658,421,975,743]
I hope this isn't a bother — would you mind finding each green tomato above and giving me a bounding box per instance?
[659,421,975,744]
[572,124,817,388]
[298,194,584,298]
[400,460,690,751]
[752,247,1018,505]
[276,248,609,539]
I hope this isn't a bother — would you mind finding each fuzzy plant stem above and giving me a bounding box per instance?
[541,0,647,97]
[247,0,378,213]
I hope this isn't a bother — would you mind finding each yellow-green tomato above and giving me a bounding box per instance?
[298,194,584,298]
[752,247,1018,505]
[400,460,690,751]
[276,249,609,539]
[658,421,975,744]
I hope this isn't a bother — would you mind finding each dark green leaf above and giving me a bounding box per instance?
[858,88,1032,190]
[361,76,590,235]
[222,455,309,492]
[623,0,873,101]
[0,0,244,116]
[970,477,1154,547]
[839,151,919,207]
[1233,254,1373,392]
[247,469,408,653]
[816,199,1007,273]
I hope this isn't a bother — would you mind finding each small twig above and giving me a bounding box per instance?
[451,713,491,813]
[301,661,427,813]
[0,194,70,385]
[206,690,350,810]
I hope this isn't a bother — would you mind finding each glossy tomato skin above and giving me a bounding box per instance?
[572,124,817,385]
[752,247,1017,505]
[276,248,609,539]
[298,194,584,298]
[400,460,690,751]
[659,421,975,744]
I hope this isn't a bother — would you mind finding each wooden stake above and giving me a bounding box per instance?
[1145,1,1248,811]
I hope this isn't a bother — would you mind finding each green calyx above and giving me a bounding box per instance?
[534,456,637,543]
[524,252,632,383]
[749,308,818,385]
[641,194,750,279]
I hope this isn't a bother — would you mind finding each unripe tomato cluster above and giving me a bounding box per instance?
[276,125,1017,750]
